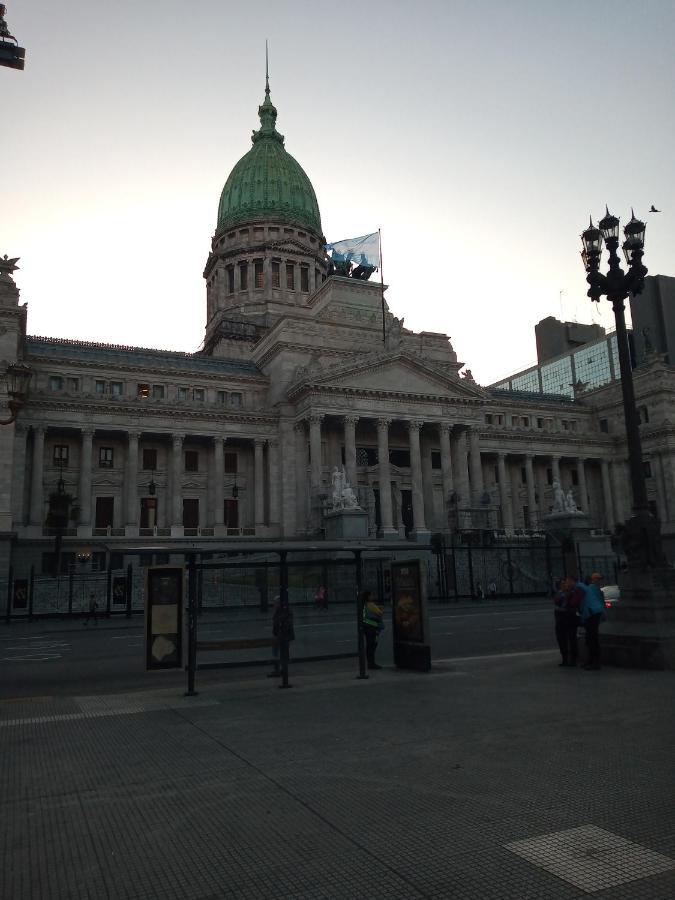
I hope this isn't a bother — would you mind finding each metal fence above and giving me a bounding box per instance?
[430,539,566,600]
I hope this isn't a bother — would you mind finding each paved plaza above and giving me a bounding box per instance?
[1,650,674,899]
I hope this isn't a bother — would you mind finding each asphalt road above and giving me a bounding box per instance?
[0,600,555,699]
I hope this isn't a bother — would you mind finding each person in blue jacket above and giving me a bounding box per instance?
[580,573,605,670]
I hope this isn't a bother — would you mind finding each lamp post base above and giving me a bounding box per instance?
[602,567,675,670]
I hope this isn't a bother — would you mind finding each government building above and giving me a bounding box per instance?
[1,78,674,600]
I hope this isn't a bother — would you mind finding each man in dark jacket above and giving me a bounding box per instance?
[553,577,583,666]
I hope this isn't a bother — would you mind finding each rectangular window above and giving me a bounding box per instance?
[217,390,227,404]
[315,268,320,288]
[111,381,123,396]
[152,384,164,400]
[522,417,530,427]
[562,420,569,430]
[571,470,579,486]
[239,262,248,291]
[185,450,199,472]
[511,416,519,426]
[95,380,106,395]
[95,496,114,529]
[137,383,150,399]
[431,451,441,470]
[388,449,409,468]
[300,267,309,292]
[230,392,242,408]
[224,452,238,474]
[643,460,653,478]
[143,448,158,471]
[286,264,295,290]
[224,498,239,528]
[99,447,114,468]
[53,444,69,466]
[254,260,264,289]
[356,446,379,467]
[546,468,553,485]
[600,418,609,433]
[177,386,188,401]
[67,377,79,392]
[227,266,235,294]
[485,414,493,424]
[140,497,157,529]
[49,376,63,391]
[272,261,280,288]
[537,417,544,429]
[193,388,205,402]
[183,498,199,529]
[520,467,527,485]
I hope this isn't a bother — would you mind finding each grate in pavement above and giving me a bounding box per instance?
[505,824,675,893]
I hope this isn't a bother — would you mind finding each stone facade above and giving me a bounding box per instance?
[2,83,675,590]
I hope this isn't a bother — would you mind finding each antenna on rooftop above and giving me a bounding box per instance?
[559,289,564,320]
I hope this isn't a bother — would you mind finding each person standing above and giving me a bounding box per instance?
[553,577,582,666]
[314,585,327,610]
[360,590,385,670]
[580,573,605,670]
[83,592,98,627]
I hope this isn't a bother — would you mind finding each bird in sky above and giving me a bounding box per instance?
[649,205,661,213]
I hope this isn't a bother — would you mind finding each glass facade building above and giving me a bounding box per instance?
[491,333,625,397]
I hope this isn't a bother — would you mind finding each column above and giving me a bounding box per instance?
[172,435,184,526]
[524,454,537,528]
[11,425,28,525]
[551,455,561,486]
[254,439,265,528]
[268,438,280,527]
[309,414,323,491]
[29,426,45,526]
[611,460,626,525]
[344,415,358,490]
[420,431,436,530]
[439,424,454,527]
[407,420,427,534]
[451,429,470,506]
[234,260,241,293]
[213,437,224,526]
[377,418,395,534]
[536,460,548,518]
[126,431,139,525]
[576,457,588,512]
[600,459,615,528]
[78,428,94,527]
[468,429,484,501]
[497,452,514,530]
[294,422,308,532]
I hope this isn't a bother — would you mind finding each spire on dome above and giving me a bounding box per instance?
[253,41,284,144]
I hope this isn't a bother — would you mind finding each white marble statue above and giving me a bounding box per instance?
[565,489,579,514]
[552,478,566,514]
[331,466,361,510]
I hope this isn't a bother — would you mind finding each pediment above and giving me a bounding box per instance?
[308,353,485,400]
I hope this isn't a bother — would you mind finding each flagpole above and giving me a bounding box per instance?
[379,228,385,344]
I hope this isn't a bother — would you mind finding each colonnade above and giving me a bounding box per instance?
[292,414,631,535]
[20,427,280,533]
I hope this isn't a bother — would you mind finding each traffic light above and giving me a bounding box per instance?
[0,4,25,70]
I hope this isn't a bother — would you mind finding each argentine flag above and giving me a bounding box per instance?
[325,232,380,268]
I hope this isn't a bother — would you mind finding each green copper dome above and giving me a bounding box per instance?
[217,84,322,234]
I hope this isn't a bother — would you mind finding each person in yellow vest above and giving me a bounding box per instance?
[361,590,385,670]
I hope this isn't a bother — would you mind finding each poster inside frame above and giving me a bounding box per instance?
[145,566,184,670]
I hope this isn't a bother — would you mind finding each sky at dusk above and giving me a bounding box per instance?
[2,0,675,385]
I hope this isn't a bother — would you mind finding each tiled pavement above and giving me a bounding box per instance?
[1,653,674,899]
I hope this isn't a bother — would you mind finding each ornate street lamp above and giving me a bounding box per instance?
[579,207,664,568]
[0,362,31,425]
